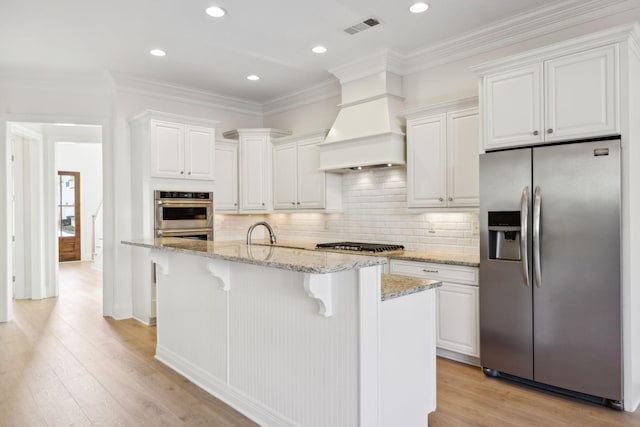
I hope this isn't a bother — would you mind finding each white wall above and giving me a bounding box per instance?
[55,142,103,261]
[0,71,112,321]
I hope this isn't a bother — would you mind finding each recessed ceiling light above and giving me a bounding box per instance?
[312,45,327,54]
[205,6,226,18]
[247,75,260,81]
[150,49,166,57]
[409,2,429,13]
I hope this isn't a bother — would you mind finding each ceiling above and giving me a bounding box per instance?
[0,0,589,103]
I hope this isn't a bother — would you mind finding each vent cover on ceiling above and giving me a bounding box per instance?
[344,18,380,35]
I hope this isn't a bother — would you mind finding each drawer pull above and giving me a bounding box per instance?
[423,269,439,273]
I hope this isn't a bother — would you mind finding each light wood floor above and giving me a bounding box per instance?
[1,262,639,426]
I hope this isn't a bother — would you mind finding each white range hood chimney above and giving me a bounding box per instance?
[319,56,406,171]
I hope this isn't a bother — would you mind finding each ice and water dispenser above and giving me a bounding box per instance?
[488,211,522,261]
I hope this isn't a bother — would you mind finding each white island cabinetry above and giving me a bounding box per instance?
[123,239,439,426]
[390,259,479,365]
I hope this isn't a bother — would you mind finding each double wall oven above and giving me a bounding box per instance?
[154,190,213,240]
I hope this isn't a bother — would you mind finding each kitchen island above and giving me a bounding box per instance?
[122,238,440,427]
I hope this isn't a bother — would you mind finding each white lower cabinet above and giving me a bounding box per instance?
[389,259,480,365]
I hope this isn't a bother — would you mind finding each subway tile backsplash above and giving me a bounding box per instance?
[216,166,479,254]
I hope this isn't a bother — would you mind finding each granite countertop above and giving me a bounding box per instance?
[252,240,480,267]
[381,273,441,301]
[122,238,386,274]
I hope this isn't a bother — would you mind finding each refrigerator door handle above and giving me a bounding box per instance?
[520,186,530,288]
[533,185,542,288]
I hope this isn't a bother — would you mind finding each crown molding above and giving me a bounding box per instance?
[401,0,639,75]
[403,96,478,121]
[470,21,640,75]
[262,79,341,117]
[109,72,263,117]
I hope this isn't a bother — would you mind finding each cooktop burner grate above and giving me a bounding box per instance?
[315,242,405,253]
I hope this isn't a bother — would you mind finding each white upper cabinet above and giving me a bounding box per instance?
[272,131,341,211]
[484,64,543,149]
[223,128,292,213]
[407,114,447,207]
[150,119,215,180]
[544,45,617,142]
[214,140,238,211]
[478,43,619,151]
[273,142,299,209]
[406,101,479,208]
[447,109,480,207]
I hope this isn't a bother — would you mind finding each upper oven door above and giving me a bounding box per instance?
[155,199,213,230]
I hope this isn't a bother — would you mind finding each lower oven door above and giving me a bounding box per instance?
[155,228,213,241]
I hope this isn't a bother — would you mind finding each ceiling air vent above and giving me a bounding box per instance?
[344,18,380,35]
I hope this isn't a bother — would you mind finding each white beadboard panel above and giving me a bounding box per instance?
[228,265,360,427]
[253,167,480,254]
[155,252,227,382]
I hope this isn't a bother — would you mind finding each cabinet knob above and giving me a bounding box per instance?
[234,203,237,206]
[262,203,265,206]
[438,197,444,202]
[180,171,184,175]
[448,197,453,202]
[291,202,296,205]
[188,171,191,175]
[533,130,539,136]
[296,202,300,205]
[547,128,554,134]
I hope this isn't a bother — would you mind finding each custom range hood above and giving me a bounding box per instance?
[319,62,406,171]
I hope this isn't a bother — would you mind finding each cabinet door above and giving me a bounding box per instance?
[240,136,270,211]
[436,282,479,357]
[273,142,298,209]
[447,109,479,207]
[297,139,325,209]
[185,126,215,180]
[484,64,543,150]
[545,44,618,142]
[214,142,238,211]
[407,114,447,207]
[150,120,184,178]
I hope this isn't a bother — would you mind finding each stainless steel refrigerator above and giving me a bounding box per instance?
[479,138,622,407]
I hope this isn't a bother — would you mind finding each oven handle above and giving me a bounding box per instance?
[156,228,213,237]
[156,200,213,207]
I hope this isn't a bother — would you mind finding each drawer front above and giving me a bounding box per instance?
[389,260,477,285]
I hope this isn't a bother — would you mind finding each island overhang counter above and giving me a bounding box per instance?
[122,238,441,427]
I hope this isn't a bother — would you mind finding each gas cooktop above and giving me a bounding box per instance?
[315,242,405,253]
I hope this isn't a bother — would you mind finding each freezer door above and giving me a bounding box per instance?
[479,148,533,380]
[532,139,621,400]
